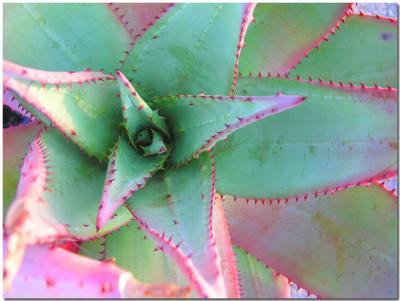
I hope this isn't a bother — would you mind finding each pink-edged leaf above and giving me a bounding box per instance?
[4,243,190,298]
[213,194,240,298]
[126,152,226,297]
[223,185,397,298]
[3,89,52,126]
[96,135,166,230]
[4,122,41,211]
[289,13,398,88]
[230,3,257,95]
[3,90,35,121]
[153,93,305,166]
[216,76,397,200]
[3,62,122,160]
[4,60,115,85]
[115,70,169,140]
[122,4,249,101]
[238,4,351,76]
[4,131,69,288]
[4,4,131,73]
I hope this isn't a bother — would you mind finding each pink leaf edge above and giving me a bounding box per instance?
[4,130,69,289]
[4,60,115,88]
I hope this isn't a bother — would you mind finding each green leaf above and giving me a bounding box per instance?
[153,93,304,165]
[239,4,350,74]
[3,123,41,214]
[96,134,166,229]
[101,221,190,289]
[40,128,132,239]
[4,3,130,72]
[215,76,397,199]
[5,127,131,246]
[223,185,397,298]
[116,70,168,141]
[126,152,227,297]
[4,67,122,160]
[122,4,248,100]
[290,15,398,88]
[233,246,290,298]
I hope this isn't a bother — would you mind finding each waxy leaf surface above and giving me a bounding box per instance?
[4,3,130,72]
[223,185,397,298]
[116,71,168,143]
[122,3,248,100]
[4,68,122,160]
[153,93,304,165]
[96,135,166,229]
[6,128,132,241]
[290,15,398,88]
[216,77,397,199]
[239,3,350,74]
[126,152,226,297]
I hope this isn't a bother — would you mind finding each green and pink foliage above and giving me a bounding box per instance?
[2,2,398,298]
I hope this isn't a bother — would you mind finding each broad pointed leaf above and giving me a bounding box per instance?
[4,123,41,212]
[122,4,248,100]
[4,3,130,72]
[239,4,350,75]
[6,128,132,244]
[223,185,397,298]
[4,128,134,287]
[4,63,122,160]
[116,70,168,141]
[4,243,189,298]
[215,76,397,199]
[290,15,398,88]
[233,246,291,298]
[96,135,166,230]
[40,128,132,239]
[126,152,226,297]
[153,93,305,165]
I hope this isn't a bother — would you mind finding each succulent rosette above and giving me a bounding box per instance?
[3,3,398,298]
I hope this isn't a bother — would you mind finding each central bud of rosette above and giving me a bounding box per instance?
[97,70,305,230]
[116,71,171,158]
[96,71,173,230]
[134,127,169,156]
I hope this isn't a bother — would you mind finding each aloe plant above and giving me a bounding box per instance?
[3,3,398,298]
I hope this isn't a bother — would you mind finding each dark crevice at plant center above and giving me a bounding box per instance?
[132,127,171,157]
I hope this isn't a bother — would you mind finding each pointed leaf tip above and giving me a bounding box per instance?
[96,135,166,230]
[116,70,168,141]
[153,93,305,165]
